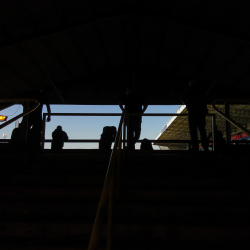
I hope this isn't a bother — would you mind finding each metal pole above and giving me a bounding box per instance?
[22,102,29,146]
[225,102,231,146]
[212,114,217,151]
[127,114,130,150]
[41,113,47,149]
[107,168,114,250]
[116,134,121,200]
[123,117,126,163]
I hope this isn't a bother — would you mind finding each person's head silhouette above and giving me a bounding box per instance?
[57,126,62,131]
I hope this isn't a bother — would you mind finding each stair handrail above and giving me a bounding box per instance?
[88,112,125,250]
[211,99,250,137]
[0,98,40,130]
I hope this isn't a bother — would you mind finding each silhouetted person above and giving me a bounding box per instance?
[99,126,117,150]
[181,79,209,152]
[119,86,148,150]
[27,87,51,150]
[9,122,26,151]
[140,138,153,151]
[51,126,68,150]
[208,125,226,151]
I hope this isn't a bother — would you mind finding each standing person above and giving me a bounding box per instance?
[181,79,209,152]
[51,126,69,150]
[118,86,148,150]
[28,87,51,150]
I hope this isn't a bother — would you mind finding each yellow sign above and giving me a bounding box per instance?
[0,116,8,122]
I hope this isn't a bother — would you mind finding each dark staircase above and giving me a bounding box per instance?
[0,150,249,249]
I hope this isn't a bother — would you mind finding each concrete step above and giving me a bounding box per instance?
[121,164,249,177]
[1,174,234,189]
[0,164,108,177]
[125,153,236,165]
[0,175,106,188]
[120,188,244,203]
[121,175,233,189]
[1,152,111,168]
[0,203,99,219]
[113,203,250,224]
[0,187,102,202]
[111,223,250,241]
[1,221,249,243]
[0,187,244,203]
[2,201,248,223]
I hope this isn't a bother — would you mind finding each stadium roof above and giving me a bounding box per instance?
[155,104,250,149]
[1,1,250,110]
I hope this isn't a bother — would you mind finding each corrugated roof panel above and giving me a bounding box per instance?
[199,0,245,27]
[99,18,125,68]
[94,0,124,12]
[157,24,190,72]
[177,30,218,77]
[59,0,94,20]
[231,1,250,34]
[27,39,71,83]
[196,37,245,82]
[219,47,250,87]
[139,17,165,67]
[0,0,34,38]
[21,0,63,30]
[74,24,107,73]
[46,32,87,78]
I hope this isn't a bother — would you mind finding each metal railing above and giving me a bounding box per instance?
[85,112,217,250]
[88,112,125,250]
[41,112,217,151]
[211,99,250,137]
[0,99,40,130]
[41,113,124,149]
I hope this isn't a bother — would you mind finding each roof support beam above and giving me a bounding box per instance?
[2,6,250,50]
[52,0,93,74]
[0,60,34,88]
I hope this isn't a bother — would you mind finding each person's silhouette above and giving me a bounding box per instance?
[208,125,226,151]
[9,122,26,151]
[181,79,209,152]
[118,86,148,150]
[51,126,68,150]
[27,87,51,150]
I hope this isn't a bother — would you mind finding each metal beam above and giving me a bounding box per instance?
[42,37,74,80]
[0,60,34,88]
[207,45,248,94]
[53,0,93,74]
[2,5,250,51]
[172,28,193,74]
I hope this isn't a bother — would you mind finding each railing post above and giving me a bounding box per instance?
[212,114,217,151]
[116,134,121,200]
[22,102,29,146]
[107,163,115,250]
[123,115,126,164]
[41,113,47,149]
[127,114,130,150]
[225,102,231,146]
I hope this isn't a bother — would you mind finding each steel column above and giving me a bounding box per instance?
[225,102,231,146]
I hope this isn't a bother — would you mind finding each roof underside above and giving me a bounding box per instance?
[1,0,250,108]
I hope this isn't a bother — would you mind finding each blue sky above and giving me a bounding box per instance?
[1,104,179,149]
